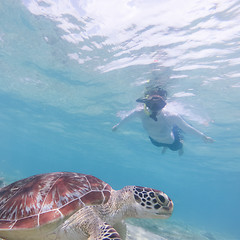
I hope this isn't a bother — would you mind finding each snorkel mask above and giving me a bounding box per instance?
[136,95,166,121]
[144,86,167,100]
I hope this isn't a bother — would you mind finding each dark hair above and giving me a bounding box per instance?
[144,86,167,100]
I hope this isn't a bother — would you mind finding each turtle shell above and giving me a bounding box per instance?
[0,172,112,230]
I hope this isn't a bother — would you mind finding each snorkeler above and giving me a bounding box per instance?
[112,87,213,155]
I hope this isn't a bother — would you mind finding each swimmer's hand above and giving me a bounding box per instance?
[112,124,119,131]
[202,135,214,143]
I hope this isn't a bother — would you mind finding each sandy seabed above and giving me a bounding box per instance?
[126,219,237,240]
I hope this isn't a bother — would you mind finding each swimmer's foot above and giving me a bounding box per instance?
[178,147,184,156]
[161,147,167,154]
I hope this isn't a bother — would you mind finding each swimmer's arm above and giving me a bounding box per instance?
[170,115,214,143]
[112,110,140,131]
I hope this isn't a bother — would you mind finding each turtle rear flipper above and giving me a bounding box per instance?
[90,222,121,240]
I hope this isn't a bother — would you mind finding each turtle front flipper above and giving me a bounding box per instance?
[89,222,121,240]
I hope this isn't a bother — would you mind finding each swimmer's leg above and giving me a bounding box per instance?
[161,147,167,154]
[178,146,184,156]
[178,138,184,156]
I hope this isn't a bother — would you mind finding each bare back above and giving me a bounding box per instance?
[138,109,175,144]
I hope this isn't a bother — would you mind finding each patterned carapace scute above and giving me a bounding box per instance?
[0,172,112,230]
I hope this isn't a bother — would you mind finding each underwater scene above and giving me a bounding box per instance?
[0,0,240,239]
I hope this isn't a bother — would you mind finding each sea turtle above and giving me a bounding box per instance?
[0,172,173,240]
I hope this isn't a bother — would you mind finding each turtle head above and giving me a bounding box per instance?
[131,186,173,219]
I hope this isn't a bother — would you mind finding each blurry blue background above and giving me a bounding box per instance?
[0,0,239,239]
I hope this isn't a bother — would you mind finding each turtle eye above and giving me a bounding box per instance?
[157,194,168,206]
[158,194,165,203]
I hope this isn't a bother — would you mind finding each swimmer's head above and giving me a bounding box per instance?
[144,86,167,100]
[136,95,166,112]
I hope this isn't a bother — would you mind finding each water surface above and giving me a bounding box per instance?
[0,0,239,239]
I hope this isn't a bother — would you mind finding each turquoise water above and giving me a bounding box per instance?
[0,0,240,239]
